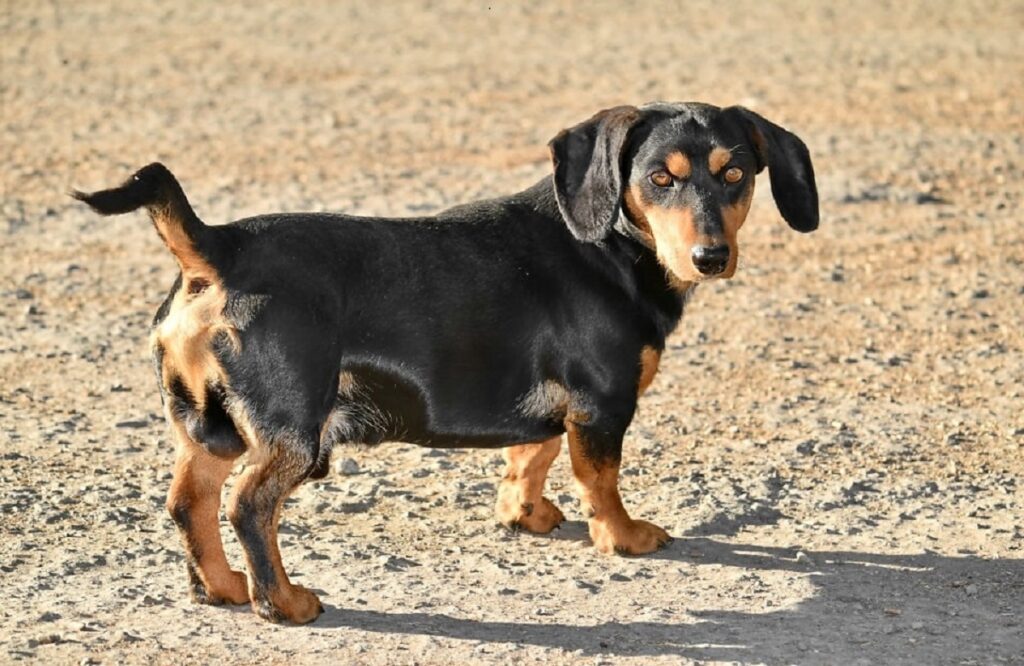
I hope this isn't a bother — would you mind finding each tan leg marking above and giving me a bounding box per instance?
[567,424,670,555]
[166,422,248,605]
[495,437,565,533]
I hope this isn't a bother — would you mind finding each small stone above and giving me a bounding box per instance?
[945,431,965,446]
[965,584,978,595]
[795,440,816,455]
[37,612,61,622]
[795,551,815,565]
[115,420,149,429]
[336,457,360,475]
[608,573,631,582]
[113,630,143,644]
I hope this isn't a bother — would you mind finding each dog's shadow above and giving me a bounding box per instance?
[311,532,1024,665]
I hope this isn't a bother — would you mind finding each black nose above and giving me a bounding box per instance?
[691,245,730,275]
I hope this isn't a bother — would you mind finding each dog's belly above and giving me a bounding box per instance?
[321,361,563,449]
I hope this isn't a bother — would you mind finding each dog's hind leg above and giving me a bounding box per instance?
[227,433,323,624]
[165,421,249,605]
[495,436,565,533]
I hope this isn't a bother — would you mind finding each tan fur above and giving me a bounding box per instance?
[518,380,570,419]
[622,186,655,244]
[566,423,670,555]
[625,184,699,286]
[494,437,565,533]
[638,346,661,396]
[152,204,215,278]
[165,421,248,605]
[624,180,757,284]
[708,146,733,174]
[152,279,238,415]
[665,151,691,179]
[718,180,756,278]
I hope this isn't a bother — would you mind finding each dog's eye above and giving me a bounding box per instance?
[650,171,673,188]
[724,167,744,184]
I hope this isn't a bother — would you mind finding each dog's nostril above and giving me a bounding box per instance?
[691,245,730,275]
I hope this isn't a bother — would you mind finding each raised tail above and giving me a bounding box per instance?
[72,163,211,275]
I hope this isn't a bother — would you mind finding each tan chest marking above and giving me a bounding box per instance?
[637,346,661,396]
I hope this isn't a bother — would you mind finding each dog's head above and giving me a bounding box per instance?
[549,102,818,286]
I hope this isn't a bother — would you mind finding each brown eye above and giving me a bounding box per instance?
[724,166,744,184]
[650,170,673,187]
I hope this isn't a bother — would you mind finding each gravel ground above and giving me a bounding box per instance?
[2,1,1023,665]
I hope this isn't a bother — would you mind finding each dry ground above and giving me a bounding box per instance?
[1,1,1023,664]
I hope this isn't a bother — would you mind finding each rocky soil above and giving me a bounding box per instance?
[1,1,1023,664]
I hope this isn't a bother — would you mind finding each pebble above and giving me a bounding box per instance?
[795,440,816,455]
[112,630,143,644]
[336,458,360,475]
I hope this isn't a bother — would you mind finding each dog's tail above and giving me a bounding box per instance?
[72,163,213,276]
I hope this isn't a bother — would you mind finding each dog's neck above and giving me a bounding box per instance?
[520,177,689,344]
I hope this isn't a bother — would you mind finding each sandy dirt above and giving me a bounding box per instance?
[2,1,1023,664]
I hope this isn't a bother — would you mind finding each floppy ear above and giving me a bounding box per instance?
[726,107,819,233]
[548,106,642,242]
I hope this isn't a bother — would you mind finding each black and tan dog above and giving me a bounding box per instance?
[74,102,818,624]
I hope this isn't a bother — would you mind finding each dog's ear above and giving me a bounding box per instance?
[725,107,819,233]
[548,106,642,242]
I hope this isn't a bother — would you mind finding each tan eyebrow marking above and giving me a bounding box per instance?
[664,151,691,179]
[709,146,733,174]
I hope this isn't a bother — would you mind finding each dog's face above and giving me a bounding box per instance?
[549,103,818,287]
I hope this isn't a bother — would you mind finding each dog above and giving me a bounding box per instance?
[73,102,818,624]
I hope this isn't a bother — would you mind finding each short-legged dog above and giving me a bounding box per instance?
[74,102,819,624]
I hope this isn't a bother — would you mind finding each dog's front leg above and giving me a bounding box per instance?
[567,421,670,555]
[495,437,565,533]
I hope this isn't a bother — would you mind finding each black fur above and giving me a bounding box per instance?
[72,162,207,244]
[79,102,818,480]
[723,106,819,232]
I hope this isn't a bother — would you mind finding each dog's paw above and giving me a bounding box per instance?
[253,583,324,625]
[190,569,250,606]
[496,494,565,534]
[589,518,671,556]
